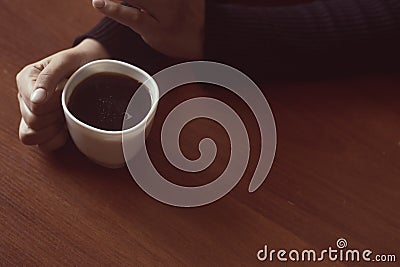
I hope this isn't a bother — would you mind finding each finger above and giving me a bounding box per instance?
[20,86,63,116]
[94,0,155,12]
[34,78,66,115]
[19,118,64,146]
[16,64,42,109]
[92,0,157,35]
[18,93,64,130]
[32,55,77,105]
[22,77,65,116]
[38,127,69,152]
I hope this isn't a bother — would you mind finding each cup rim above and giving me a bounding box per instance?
[61,59,159,135]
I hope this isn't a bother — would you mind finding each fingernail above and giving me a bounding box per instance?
[30,88,47,104]
[93,0,106,9]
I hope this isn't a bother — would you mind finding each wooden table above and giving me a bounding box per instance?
[1,1,399,266]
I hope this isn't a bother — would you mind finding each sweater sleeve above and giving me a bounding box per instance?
[205,0,400,79]
[74,17,174,75]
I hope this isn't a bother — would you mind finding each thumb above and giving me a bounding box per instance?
[92,0,157,36]
[32,55,77,105]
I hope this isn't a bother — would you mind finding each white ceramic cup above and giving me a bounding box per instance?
[62,60,159,168]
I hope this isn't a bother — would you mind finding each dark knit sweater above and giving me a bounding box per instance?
[75,0,400,80]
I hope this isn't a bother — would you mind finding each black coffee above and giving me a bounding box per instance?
[68,73,151,131]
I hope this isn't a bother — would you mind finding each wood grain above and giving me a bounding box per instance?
[0,0,399,266]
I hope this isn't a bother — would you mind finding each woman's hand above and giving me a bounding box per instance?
[16,39,109,151]
[92,0,205,60]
